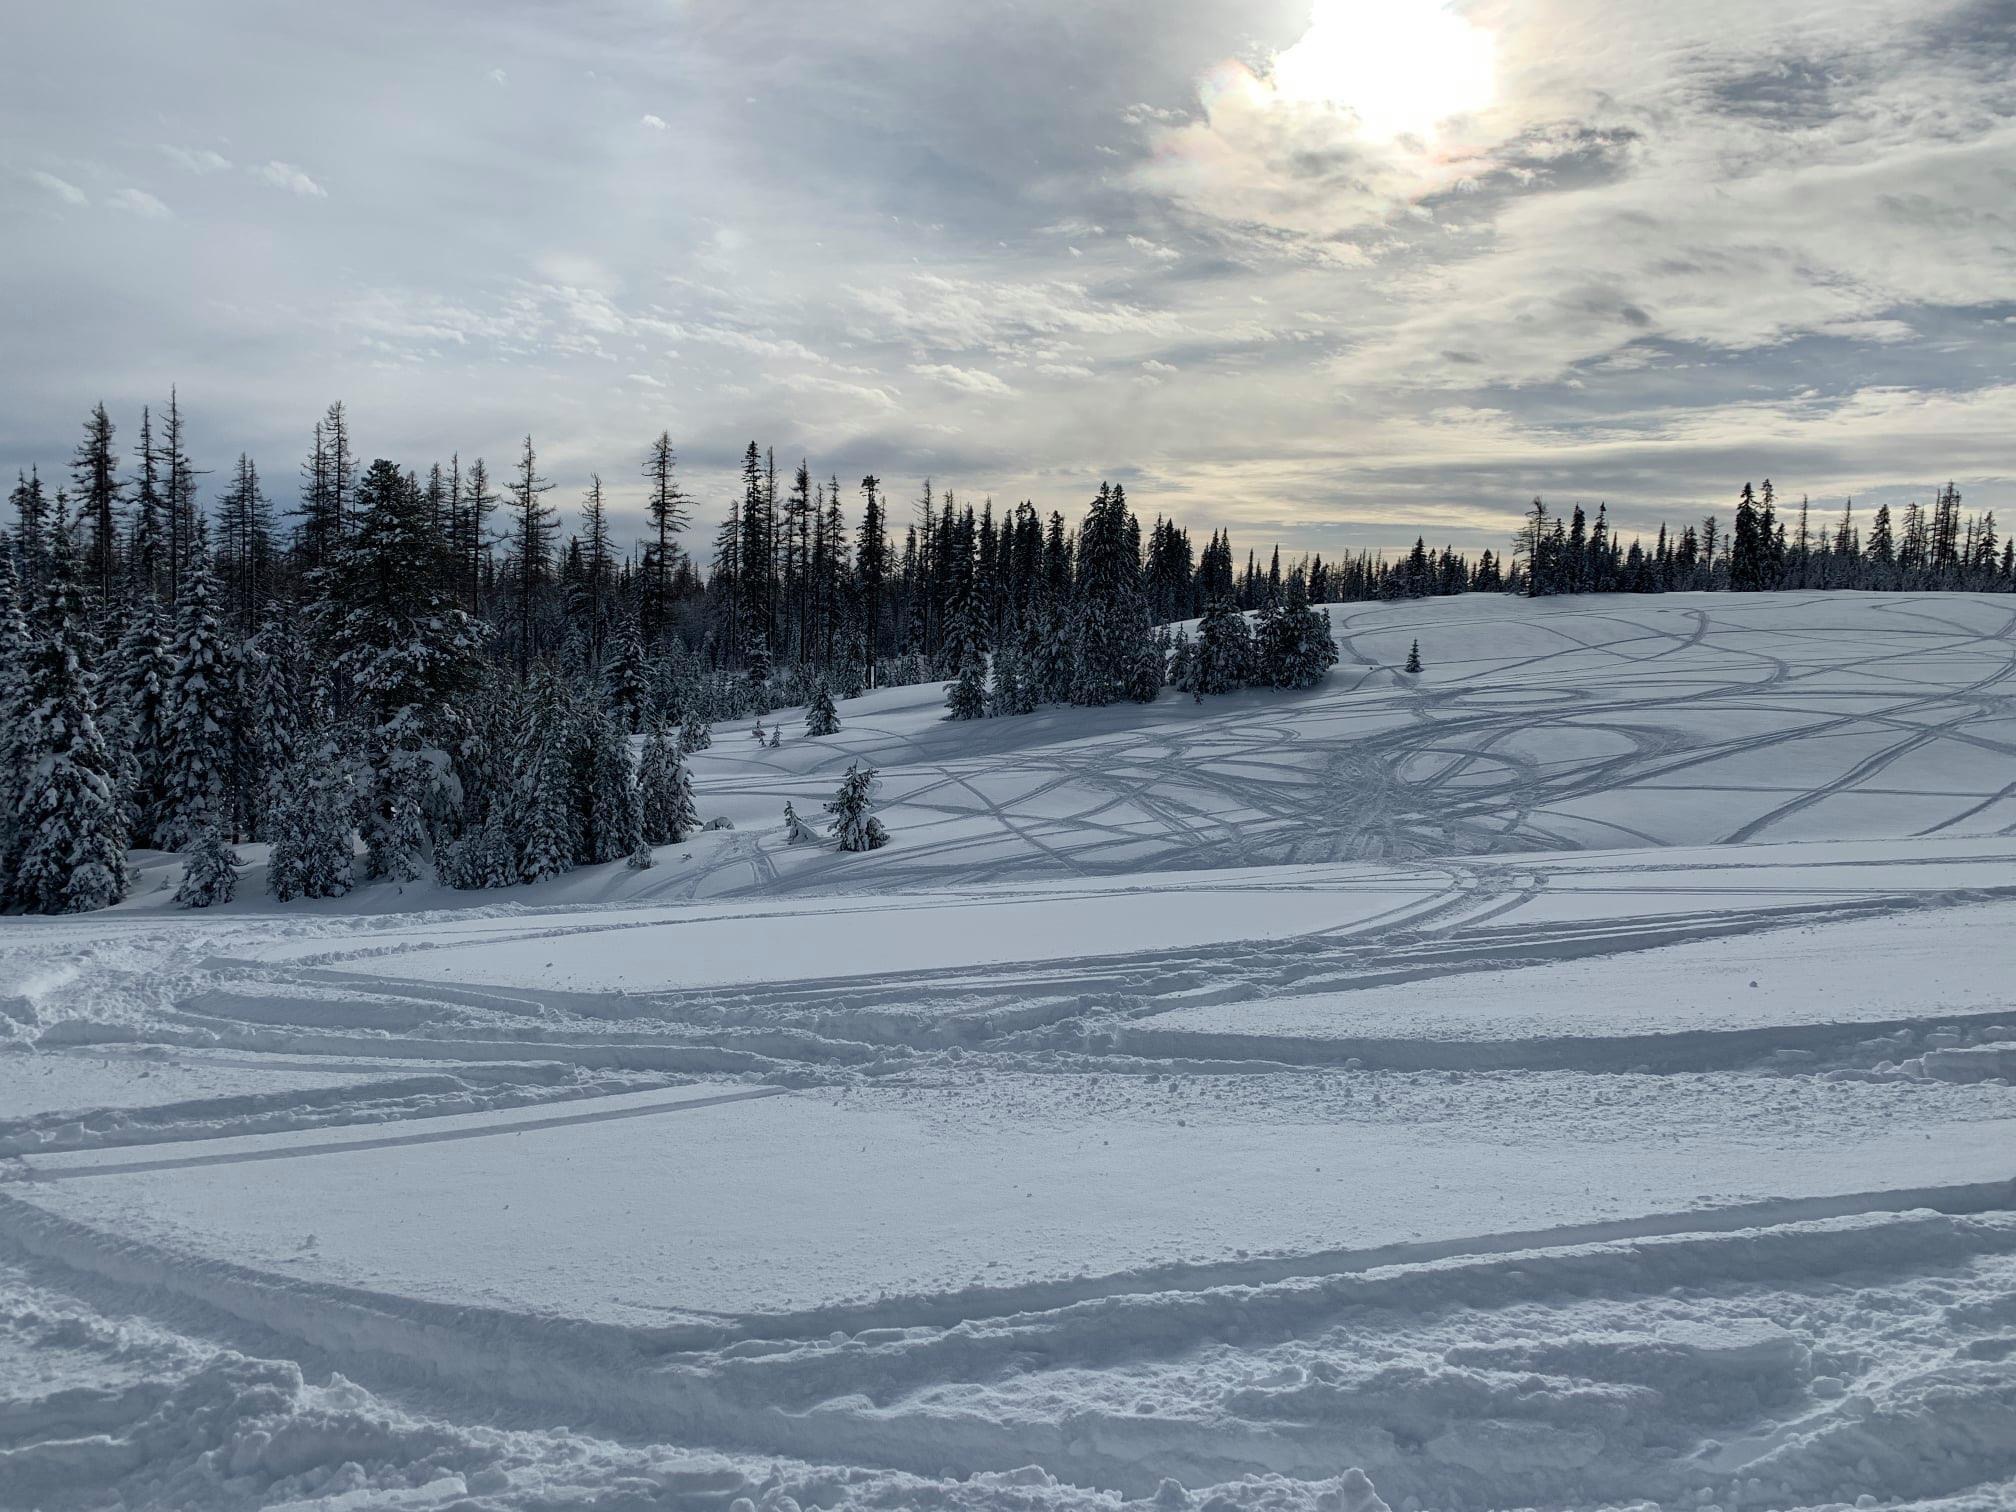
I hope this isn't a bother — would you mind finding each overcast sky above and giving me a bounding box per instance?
[4,0,2013,557]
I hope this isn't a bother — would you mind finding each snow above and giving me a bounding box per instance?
[5,592,2016,1511]
[18,1075,2016,1328]
[1128,899,2016,1066]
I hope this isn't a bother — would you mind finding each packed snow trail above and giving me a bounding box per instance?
[3,593,2015,1510]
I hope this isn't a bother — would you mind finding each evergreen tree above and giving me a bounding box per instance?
[1184,598,1252,701]
[0,550,32,903]
[1071,483,1152,705]
[783,800,821,845]
[505,435,557,677]
[805,681,841,736]
[577,701,643,865]
[71,402,123,605]
[988,642,1036,716]
[107,600,172,847]
[945,659,987,720]
[603,598,648,732]
[158,529,233,852]
[174,821,241,908]
[326,458,482,879]
[265,746,355,901]
[10,522,132,913]
[9,468,51,584]
[642,431,690,634]
[825,762,889,851]
[513,671,580,884]
[637,722,698,844]
[857,475,887,685]
[1256,571,1337,689]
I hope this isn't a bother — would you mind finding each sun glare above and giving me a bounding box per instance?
[1270,0,1497,142]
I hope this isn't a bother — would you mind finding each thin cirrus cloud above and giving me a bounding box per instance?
[250,160,327,197]
[105,187,170,218]
[0,0,2009,557]
[161,145,232,174]
[28,169,86,206]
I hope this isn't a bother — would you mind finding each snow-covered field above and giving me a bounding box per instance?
[4,592,2016,1511]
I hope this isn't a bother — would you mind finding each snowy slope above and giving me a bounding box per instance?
[3,591,2015,1512]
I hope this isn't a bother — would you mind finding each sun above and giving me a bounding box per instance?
[1269,0,1497,143]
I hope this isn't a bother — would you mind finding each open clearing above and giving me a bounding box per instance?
[4,592,2016,1511]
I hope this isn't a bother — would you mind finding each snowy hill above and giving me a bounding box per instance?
[4,591,2016,1511]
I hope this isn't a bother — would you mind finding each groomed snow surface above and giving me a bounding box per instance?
[4,592,2016,1511]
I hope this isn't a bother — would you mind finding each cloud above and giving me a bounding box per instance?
[251,160,327,197]
[909,362,1015,396]
[161,145,231,174]
[106,187,169,217]
[1,0,2012,555]
[28,170,86,206]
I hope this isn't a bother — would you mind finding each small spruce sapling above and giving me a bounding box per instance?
[783,801,821,845]
[825,762,889,852]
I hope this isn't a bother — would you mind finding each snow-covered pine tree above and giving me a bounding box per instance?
[988,643,1035,716]
[510,670,580,884]
[1070,483,1154,706]
[577,701,643,865]
[0,549,32,904]
[106,600,172,847]
[1166,626,1194,690]
[945,658,987,720]
[783,800,821,845]
[1405,639,1422,674]
[1183,597,1252,701]
[244,610,307,835]
[825,761,889,852]
[173,820,240,908]
[1030,593,1075,706]
[9,521,132,914]
[439,799,520,891]
[636,721,697,844]
[603,598,648,733]
[805,682,841,736]
[1126,627,1166,703]
[158,530,234,852]
[325,458,482,881]
[1256,571,1338,689]
[265,745,355,901]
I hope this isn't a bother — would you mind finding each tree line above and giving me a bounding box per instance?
[2,394,2007,914]
[1514,481,2012,597]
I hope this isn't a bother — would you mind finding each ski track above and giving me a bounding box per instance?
[4,592,2016,1511]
